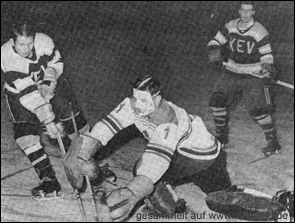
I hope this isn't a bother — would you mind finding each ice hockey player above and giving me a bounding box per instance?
[207,1,281,156]
[1,16,89,198]
[64,75,232,221]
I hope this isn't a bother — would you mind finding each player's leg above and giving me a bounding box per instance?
[4,91,61,197]
[14,122,61,197]
[169,116,231,194]
[132,158,186,217]
[247,80,281,156]
[50,77,90,147]
[209,70,235,145]
[189,148,232,194]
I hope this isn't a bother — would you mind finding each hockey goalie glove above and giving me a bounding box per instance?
[205,186,287,221]
[144,180,186,217]
[106,175,154,222]
[63,135,101,190]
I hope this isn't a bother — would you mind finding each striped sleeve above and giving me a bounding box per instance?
[137,123,179,183]
[257,35,274,64]
[208,23,229,47]
[87,98,135,145]
[35,33,64,78]
[46,47,63,78]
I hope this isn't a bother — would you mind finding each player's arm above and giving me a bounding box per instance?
[32,34,64,100]
[207,23,229,63]
[37,33,64,81]
[136,123,178,183]
[85,97,135,147]
[257,29,276,85]
[3,71,61,139]
[63,98,136,189]
[105,123,179,221]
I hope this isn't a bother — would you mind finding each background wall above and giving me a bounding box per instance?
[1,1,294,125]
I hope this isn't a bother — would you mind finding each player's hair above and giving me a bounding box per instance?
[239,1,255,10]
[133,75,162,96]
[11,16,36,42]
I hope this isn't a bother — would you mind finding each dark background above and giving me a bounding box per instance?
[1,1,294,125]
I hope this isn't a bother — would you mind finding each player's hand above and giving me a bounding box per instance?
[260,63,277,86]
[208,47,222,63]
[38,81,56,101]
[45,122,65,139]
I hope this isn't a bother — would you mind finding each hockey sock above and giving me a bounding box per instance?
[211,106,229,135]
[255,113,277,142]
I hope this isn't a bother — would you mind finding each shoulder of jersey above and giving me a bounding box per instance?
[251,21,269,39]
[225,18,240,30]
[34,33,54,48]
[1,39,15,67]
[1,39,13,56]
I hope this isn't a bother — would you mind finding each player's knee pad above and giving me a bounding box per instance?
[209,92,228,108]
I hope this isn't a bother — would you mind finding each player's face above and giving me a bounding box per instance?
[14,35,34,58]
[239,4,255,23]
[132,89,156,116]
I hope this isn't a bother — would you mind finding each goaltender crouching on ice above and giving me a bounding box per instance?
[64,75,232,221]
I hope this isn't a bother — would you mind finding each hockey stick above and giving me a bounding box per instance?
[1,166,33,181]
[56,132,87,221]
[223,62,294,90]
[69,102,101,222]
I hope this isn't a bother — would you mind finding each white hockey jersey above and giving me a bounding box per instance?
[87,98,220,183]
[1,33,63,112]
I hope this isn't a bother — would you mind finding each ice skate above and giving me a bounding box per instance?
[262,140,281,157]
[32,177,62,201]
[249,140,282,164]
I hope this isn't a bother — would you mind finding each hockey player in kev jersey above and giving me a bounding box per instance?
[1,17,90,198]
[64,75,232,221]
[207,1,281,156]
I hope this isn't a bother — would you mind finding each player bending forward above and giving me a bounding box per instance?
[64,75,231,221]
[1,17,89,199]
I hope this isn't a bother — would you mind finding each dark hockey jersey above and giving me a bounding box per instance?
[208,18,273,74]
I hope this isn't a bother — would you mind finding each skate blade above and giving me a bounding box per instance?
[264,149,281,157]
[33,191,63,202]
[249,150,281,164]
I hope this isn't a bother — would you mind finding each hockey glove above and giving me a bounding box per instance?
[38,68,58,101]
[38,81,56,101]
[106,175,154,222]
[260,63,278,86]
[43,121,65,139]
[63,135,101,190]
[208,46,222,63]
[144,180,186,217]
